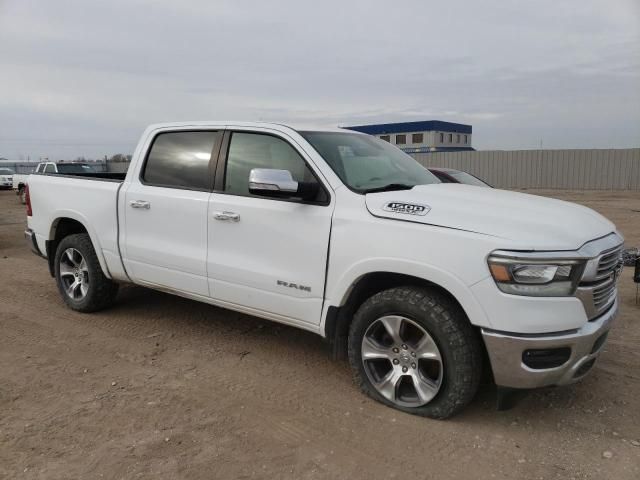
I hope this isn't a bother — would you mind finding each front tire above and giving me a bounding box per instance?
[54,233,118,312]
[348,286,482,419]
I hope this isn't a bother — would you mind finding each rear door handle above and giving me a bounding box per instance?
[213,211,240,222]
[130,200,151,209]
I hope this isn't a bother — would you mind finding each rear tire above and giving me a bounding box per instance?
[54,233,118,312]
[348,286,482,419]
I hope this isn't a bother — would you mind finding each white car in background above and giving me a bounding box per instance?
[0,167,15,189]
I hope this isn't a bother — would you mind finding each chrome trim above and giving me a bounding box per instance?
[249,168,298,193]
[482,298,618,389]
[212,211,240,222]
[129,200,151,209]
[581,243,624,282]
[576,240,623,320]
[490,232,623,261]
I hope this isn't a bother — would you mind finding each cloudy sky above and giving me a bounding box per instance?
[0,0,638,160]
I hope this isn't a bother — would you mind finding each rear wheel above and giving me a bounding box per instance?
[54,233,118,312]
[348,286,482,419]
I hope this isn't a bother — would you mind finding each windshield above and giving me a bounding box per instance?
[450,171,490,187]
[56,164,96,174]
[300,131,440,193]
[0,168,14,175]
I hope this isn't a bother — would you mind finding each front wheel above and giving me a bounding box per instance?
[348,286,482,419]
[54,233,118,312]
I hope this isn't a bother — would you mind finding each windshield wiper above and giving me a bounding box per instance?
[361,183,415,194]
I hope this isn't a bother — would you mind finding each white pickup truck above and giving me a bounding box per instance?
[25,122,623,418]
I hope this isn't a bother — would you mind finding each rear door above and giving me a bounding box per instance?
[206,129,334,326]
[121,130,221,296]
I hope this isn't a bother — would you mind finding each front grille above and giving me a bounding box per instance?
[576,241,623,320]
[595,245,624,280]
[592,277,616,309]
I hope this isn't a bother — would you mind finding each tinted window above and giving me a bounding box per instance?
[44,164,56,173]
[395,134,406,145]
[57,164,96,174]
[301,131,440,193]
[143,131,217,190]
[380,135,390,142]
[225,132,322,200]
[412,133,423,143]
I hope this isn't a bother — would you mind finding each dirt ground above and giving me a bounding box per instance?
[1,188,639,480]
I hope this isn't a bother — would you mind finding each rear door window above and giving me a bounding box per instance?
[142,131,220,190]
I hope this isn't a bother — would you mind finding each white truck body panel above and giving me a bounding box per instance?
[27,175,122,279]
[365,184,615,251]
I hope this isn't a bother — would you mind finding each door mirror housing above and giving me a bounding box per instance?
[248,168,318,201]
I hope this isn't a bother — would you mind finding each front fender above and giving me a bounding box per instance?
[322,257,492,333]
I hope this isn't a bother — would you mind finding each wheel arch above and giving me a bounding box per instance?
[46,215,111,279]
[323,268,488,361]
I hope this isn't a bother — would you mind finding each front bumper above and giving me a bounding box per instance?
[482,298,618,389]
[25,228,45,257]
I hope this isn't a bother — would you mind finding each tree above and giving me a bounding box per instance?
[109,154,129,162]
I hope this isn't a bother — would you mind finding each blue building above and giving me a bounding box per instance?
[344,120,474,153]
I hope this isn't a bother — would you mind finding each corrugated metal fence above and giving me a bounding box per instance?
[412,148,640,190]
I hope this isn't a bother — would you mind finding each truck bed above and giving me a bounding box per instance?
[27,173,125,280]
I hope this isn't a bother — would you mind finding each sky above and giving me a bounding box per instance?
[0,0,639,160]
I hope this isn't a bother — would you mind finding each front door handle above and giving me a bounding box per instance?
[213,211,240,222]
[130,200,151,209]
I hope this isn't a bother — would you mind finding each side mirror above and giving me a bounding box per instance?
[248,168,318,201]
[249,168,298,194]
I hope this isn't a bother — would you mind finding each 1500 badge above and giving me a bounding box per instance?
[382,202,430,216]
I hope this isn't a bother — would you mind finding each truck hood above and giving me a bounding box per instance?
[365,184,616,250]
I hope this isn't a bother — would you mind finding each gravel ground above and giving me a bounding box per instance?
[1,188,639,479]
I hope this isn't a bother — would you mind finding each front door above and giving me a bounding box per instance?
[122,130,221,296]
[207,129,333,326]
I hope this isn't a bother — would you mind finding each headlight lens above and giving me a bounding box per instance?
[488,255,585,297]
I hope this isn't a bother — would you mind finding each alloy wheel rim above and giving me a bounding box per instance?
[59,248,89,300]
[361,315,443,408]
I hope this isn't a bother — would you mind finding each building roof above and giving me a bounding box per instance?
[344,120,472,135]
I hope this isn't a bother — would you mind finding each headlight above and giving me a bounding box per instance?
[487,254,585,297]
